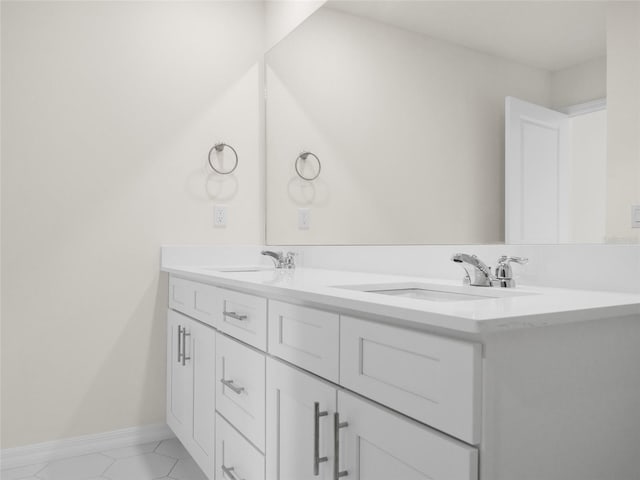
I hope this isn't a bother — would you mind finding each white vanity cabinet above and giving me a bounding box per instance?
[166,309,215,479]
[167,275,481,480]
[164,264,640,480]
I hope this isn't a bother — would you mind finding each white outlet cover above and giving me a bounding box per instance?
[298,208,311,230]
[214,205,227,228]
[632,205,640,228]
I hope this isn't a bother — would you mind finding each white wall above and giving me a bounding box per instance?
[264,0,325,51]
[570,110,607,243]
[1,1,264,448]
[266,7,552,245]
[606,2,640,244]
[550,56,606,109]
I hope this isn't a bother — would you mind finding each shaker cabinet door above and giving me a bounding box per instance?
[266,358,336,480]
[166,309,193,445]
[337,391,479,480]
[166,310,215,480]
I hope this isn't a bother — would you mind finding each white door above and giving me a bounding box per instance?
[505,96,570,243]
[338,391,478,480]
[166,310,194,446]
[266,358,336,480]
[189,319,216,479]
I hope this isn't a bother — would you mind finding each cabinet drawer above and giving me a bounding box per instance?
[216,333,266,452]
[339,391,478,480]
[217,289,267,351]
[168,275,219,327]
[268,301,340,382]
[192,281,219,327]
[216,413,265,480]
[340,316,482,444]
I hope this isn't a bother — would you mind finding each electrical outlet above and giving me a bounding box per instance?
[298,208,311,230]
[632,205,640,228]
[214,205,227,228]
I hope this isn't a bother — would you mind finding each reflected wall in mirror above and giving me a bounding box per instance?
[266,1,640,245]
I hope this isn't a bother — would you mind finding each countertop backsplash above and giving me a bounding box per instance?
[162,244,640,294]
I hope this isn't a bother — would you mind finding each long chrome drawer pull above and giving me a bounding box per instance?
[181,330,191,366]
[177,326,183,364]
[314,402,329,475]
[222,465,243,480]
[224,311,248,321]
[334,413,349,479]
[220,378,245,395]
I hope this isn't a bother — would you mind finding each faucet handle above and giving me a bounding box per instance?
[495,256,528,287]
[497,255,528,266]
[284,251,297,269]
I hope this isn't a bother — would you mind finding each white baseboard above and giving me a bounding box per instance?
[0,423,174,470]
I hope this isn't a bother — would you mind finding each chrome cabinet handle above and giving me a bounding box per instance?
[181,330,191,366]
[222,465,243,480]
[334,413,349,479]
[224,311,248,321]
[220,378,245,394]
[177,326,183,364]
[313,402,329,475]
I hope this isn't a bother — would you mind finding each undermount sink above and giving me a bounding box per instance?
[201,265,273,273]
[336,282,533,303]
[368,288,490,302]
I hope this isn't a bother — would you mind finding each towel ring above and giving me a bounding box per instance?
[208,143,238,175]
[295,151,321,181]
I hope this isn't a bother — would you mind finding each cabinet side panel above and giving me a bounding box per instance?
[481,314,640,480]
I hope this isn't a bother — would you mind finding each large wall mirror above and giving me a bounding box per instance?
[265,1,639,245]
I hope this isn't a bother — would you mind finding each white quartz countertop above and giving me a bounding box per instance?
[162,265,640,334]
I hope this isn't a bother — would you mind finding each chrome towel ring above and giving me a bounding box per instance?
[208,143,238,175]
[295,151,321,181]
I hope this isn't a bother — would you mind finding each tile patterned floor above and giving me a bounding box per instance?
[1,438,207,480]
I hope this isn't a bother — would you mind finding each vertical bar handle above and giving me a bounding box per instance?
[334,413,349,479]
[182,329,191,366]
[177,326,183,364]
[313,402,328,475]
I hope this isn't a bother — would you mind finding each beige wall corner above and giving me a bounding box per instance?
[1,1,264,448]
[550,56,606,109]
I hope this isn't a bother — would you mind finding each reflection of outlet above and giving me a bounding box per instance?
[632,205,640,228]
[214,205,227,228]
[298,208,310,230]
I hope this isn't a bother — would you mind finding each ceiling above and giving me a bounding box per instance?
[326,0,608,72]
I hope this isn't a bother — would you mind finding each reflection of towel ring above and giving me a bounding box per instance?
[208,143,238,175]
[295,151,321,181]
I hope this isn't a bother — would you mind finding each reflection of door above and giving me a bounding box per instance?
[505,97,570,244]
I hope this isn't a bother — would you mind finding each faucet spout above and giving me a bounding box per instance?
[261,250,296,269]
[451,253,496,287]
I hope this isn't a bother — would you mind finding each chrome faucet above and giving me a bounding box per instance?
[261,250,296,269]
[451,253,496,287]
[451,253,528,288]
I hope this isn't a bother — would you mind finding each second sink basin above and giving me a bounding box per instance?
[368,288,489,302]
[201,265,273,273]
[336,282,533,303]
